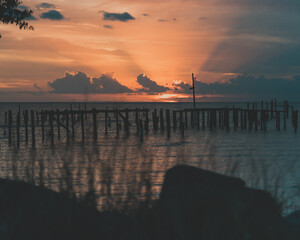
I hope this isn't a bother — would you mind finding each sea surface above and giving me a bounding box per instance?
[0,102,299,214]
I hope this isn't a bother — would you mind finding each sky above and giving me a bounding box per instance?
[1,0,300,102]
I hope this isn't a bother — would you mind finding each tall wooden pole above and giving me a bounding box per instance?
[191,73,196,109]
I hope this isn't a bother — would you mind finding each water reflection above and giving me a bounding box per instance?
[0,132,299,214]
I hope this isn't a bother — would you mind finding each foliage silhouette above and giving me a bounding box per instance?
[0,0,33,38]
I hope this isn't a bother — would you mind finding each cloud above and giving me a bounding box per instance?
[137,74,170,93]
[102,11,135,22]
[25,15,38,21]
[40,10,64,20]
[173,74,300,98]
[158,19,168,22]
[36,2,56,10]
[34,83,42,90]
[48,71,133,94]
[142,13,149,17]
[103,24,113,29]
[18,5,29,10]
[199,17,207,20]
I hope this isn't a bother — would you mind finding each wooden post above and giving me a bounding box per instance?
[145,109,149,133]
[255,110,258,131]
[184,110,188,129]
[160,108,164,131]
[92,108,97,141]
[41,111,45,142]
[266,101,269,120]
[196,110,200,130]
[115,109,119,136]
[56,109,61,140]
[173,111,177,130]
[240,110,243,129]
[283,109,286,130]
[207,110,210,127]
[166,109,171,138]
[295,110,298,131]
[8,110,12,145]
[180,111,184,136]
[71,109,75,139]
[49,111,54,145]
[135,108,139,134]
[202,110,205,129]
[16,112,20,147]
[125,109,129,135]
[24,110,29,143]
[139,119,144,141]
[191,111,194,128]
[36,111,39,125]
[31,110,35,147]
[5,111,7,125]
[85,103,87,120]
[105,109,108,135]
[271,100,274,119]
[66,110,70,143]
[81,110,85,141]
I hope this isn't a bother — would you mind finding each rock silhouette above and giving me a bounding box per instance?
[0,165,298,240]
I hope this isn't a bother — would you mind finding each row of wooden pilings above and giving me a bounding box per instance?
[2,100,298,147]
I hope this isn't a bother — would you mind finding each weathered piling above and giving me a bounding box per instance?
[145,110,149,133]
[276,111,280,131]
[56,109,61,140]
[292,109,298,131]
[125,109,129,135]
[49,111,54,145]
[135,109,139,134]
[1,100,297,146]
[16,112,20,147]
[41,111,45,142]
[65,110,70,142]
[180,111,184,136]
[81,110,85,141]
[115,109,119,136]
[31,110,35,147]
[160,109,165,131]
[105,109,108,135]
[202,110,205,129]
[24,110,29,143]
[173,111,177,130]
[36,111,39,125]
[139,119,144,141]
[191,111,194,128]
[166,109,171,138]
[8,110,12,145]
[196,110,200,130]
[92,108,97,141]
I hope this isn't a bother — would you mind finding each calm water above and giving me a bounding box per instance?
[0,102,299,213]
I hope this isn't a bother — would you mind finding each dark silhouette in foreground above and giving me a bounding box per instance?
[0,165,299,240]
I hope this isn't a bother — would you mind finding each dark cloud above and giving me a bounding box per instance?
[158,19,168,22]
[199,17,207,20]
[48,72,133,94]
[142,13,149,17]
[102,11,135,22]
[34,83,42,90]
[103,24,113,29]
[25,15,38,21]
[137,74,170,93]
[36,2,56,10]
[40,10,64,20]
[18,5,28,10]
[173,75,300,99]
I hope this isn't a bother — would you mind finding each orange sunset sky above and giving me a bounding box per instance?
[1,0,300,102]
